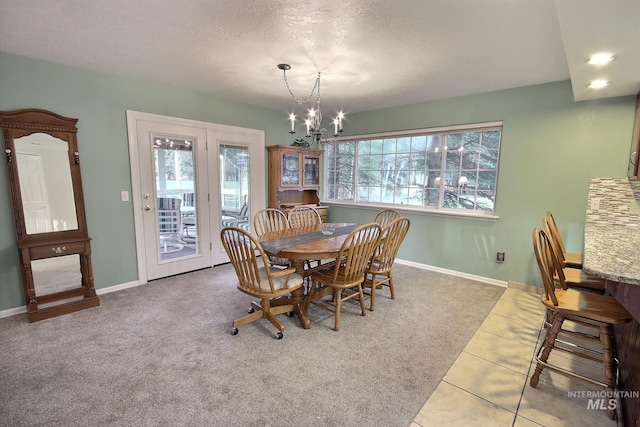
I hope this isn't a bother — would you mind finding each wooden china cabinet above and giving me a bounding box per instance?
[266,145,328,222]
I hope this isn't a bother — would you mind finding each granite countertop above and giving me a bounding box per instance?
[583,223,640,286]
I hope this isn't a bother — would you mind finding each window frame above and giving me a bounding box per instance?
[321,121,503,221]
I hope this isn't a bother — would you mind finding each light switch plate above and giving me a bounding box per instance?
[121,190,129,202]
[590,198,600,211]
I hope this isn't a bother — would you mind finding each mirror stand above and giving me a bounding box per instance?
[1,109,99,322]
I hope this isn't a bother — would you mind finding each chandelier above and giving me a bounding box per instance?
[277,63,344,146]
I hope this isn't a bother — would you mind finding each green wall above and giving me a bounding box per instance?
[333,82,634,287]
[0,52,286,311]
[0,51,635,312]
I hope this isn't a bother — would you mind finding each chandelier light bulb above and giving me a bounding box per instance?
[289,113,296,133]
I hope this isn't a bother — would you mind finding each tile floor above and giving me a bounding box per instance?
[411,286,620,427]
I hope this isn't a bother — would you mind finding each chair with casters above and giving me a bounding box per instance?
[373,208,402,228]
[287,206,322,228]
[530,227,631,420]
[363,217,411,311]
[253,208,291,268]
[545,211,583,268]
[542,216,605,294]
[220,226,304,339]
[305,223,382,331]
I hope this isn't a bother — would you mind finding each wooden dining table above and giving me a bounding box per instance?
[258,222,358,329]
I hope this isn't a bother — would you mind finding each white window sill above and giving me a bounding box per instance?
[321,200,499,222]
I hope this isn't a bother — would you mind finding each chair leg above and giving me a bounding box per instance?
[264,311,285,333]
[232,307,264,328]
[368,277,377,311]
[531,313,564,387]
[388,273,395,300]
[599,324,618,420]
[333,288,341,331]
[357,284,366,316]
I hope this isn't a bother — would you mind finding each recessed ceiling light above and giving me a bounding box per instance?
[587,53,615,65]
[587,79,610,89]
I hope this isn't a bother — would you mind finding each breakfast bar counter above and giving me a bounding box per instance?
[583,223,640,320]
[583,223,640,286]
[582,177,640,425]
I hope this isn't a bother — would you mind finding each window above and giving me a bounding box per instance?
[324,122,502,214]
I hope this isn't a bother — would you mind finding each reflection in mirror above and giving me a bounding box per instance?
[14,133,78,234]
[31,254,82,296]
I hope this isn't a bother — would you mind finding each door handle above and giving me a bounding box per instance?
[144,205,151,211]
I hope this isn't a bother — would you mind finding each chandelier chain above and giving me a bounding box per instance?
[282,70,322,106]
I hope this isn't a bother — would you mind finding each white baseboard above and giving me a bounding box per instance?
[95,280,141,295]
[395,259,508,288]
[0,306,27,319]
[0,280,142,320]
[0,263,508,319]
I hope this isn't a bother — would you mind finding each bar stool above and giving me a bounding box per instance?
[546,211,583,268]
[543,216,605,294]
[530,227,631,420]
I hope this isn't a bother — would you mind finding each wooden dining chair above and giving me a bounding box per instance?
[542,216,605,293]
[288,206,322,228]
[545,211,583,268]
[253,208,290,236]
[253,208,291,268]
[220,226,304,339]
[287,206,323,269]
[363,217,411,311]
[530,227,631,420]
[373,208,402,228]
[305,223,382,331]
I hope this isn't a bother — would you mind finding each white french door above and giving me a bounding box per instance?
[126,111,265,283]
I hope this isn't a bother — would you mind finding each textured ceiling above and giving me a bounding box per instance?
[0,0,638,118]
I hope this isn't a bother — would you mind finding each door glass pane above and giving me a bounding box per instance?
[153,136,199,262]
[220,145,250,231]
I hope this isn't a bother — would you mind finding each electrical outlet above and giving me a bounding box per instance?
[497,252,505,263]
[590,198,600,211]
[630,199,640,215]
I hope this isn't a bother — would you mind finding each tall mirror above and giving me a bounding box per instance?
[15,132,79,234]
[1,109,99,322]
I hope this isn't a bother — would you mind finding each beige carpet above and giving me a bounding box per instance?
[0,263,504,427]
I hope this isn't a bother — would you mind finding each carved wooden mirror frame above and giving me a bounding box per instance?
[1,109,99,322]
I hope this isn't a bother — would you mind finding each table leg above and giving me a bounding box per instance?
[290,259,311,329]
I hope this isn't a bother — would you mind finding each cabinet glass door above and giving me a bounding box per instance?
[303,155,320,187]
[281,153,300,186]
